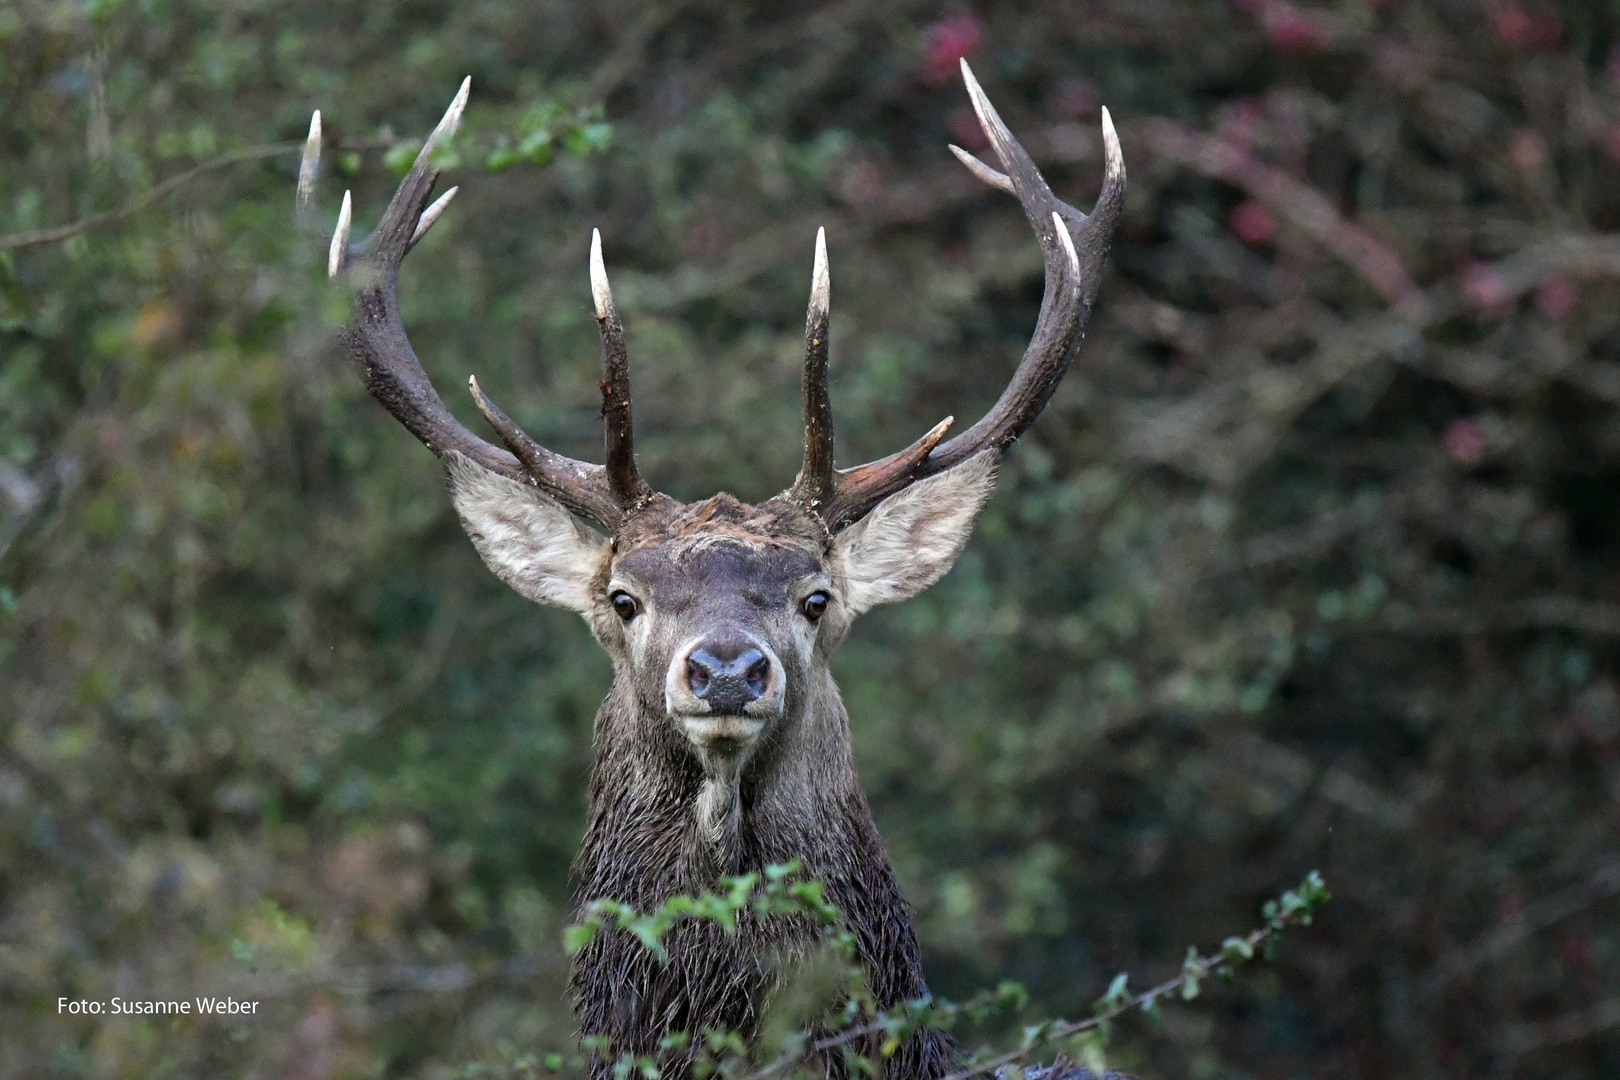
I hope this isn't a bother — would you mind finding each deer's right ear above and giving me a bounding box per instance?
[444,452,608,614]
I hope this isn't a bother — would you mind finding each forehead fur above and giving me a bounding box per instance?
[610,492,827,601]
[614,492,828,559]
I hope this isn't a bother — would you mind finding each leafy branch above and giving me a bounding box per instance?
[563,862,842,965]
[0,105,611,254]
[540,869,1331,1080]
[929,871,1332,1080]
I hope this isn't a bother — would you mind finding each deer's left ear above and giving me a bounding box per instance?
[832,450,999,615]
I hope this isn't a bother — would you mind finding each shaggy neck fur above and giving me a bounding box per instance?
[568,669,958,1080]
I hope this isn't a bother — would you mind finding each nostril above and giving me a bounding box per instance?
[687,655,714,697]
[743,653,770,698]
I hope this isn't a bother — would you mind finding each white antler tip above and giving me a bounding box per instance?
[1054,210,1079,274]
[589,228,613,319]
[949,143,1015,193]
[328,190,352,278]
[957,57,1009,163]
[297,110,323,206]
[424,76,472,157]
[1099,106,1124,181]
[412,185,458,246]
[810,227,829,314]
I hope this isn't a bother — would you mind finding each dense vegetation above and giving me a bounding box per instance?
[5,1,1620,1077]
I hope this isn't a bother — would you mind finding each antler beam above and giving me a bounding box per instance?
[792,59,1126,531]
[311,79,652,530]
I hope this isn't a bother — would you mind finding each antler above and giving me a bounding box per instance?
[787,59,1125,531]
[303,79,653,531]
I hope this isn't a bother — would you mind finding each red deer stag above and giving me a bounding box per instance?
[300,61,1123,1080]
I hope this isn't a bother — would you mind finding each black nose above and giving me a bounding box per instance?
[686,642,771,714]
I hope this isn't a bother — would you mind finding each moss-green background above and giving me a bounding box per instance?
[5,1,1620,1076]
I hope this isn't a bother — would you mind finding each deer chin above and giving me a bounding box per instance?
[678,714,767,759]
[678,717,767,866]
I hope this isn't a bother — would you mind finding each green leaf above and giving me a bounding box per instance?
[1221,936,1255,962]
[565,122,613,155]
[1094,971,1130,1015]
[384,140,420,175]
[1142,994,1163,1026]
[563,922,599,953]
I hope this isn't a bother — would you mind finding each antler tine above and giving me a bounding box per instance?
[791,227,836,511]
[591,229,652,508]
[329,79,632,530]
[296,110,322,213]
[815,61,1125,531]
[328,189,352,279]
[469,377,625,526]
[410,186,458,249]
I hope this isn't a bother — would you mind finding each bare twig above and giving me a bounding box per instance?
[586,0,701,101]
[1141,118,1419,305]
[0,142,300,252]
[1425,857,1620,995]
[1123,233,1620,485]
[0,134,403,253]
[1383,599,1620,637]
[1500,997,1620,1056]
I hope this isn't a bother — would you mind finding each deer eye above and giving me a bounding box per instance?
[610,591,640,621]
[801,591,829,622]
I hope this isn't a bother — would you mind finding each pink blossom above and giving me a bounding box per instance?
[1262,2,1329,52]
[1443,420,1487,466]
[1463,262,1512,313]
[1230,201,1278,245]
[1536,275,1577,320]
[1491,5,1535,46]
[922,13,982,85]
[1491,5,1560,49]
[1509,128,1545,175]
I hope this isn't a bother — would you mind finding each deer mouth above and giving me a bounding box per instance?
[678,714,767,757]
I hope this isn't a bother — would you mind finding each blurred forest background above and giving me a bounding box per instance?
[5,0,1620,1077]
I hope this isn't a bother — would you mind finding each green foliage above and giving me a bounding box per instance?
[563,862,841,963]
[5,2,1620,1078]
[541,868,1326,1080]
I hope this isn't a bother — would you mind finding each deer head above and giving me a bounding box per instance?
[300,61,1122,1073]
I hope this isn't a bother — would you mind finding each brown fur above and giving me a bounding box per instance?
[445,451,1002,1080]
[569,657,958,1080]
